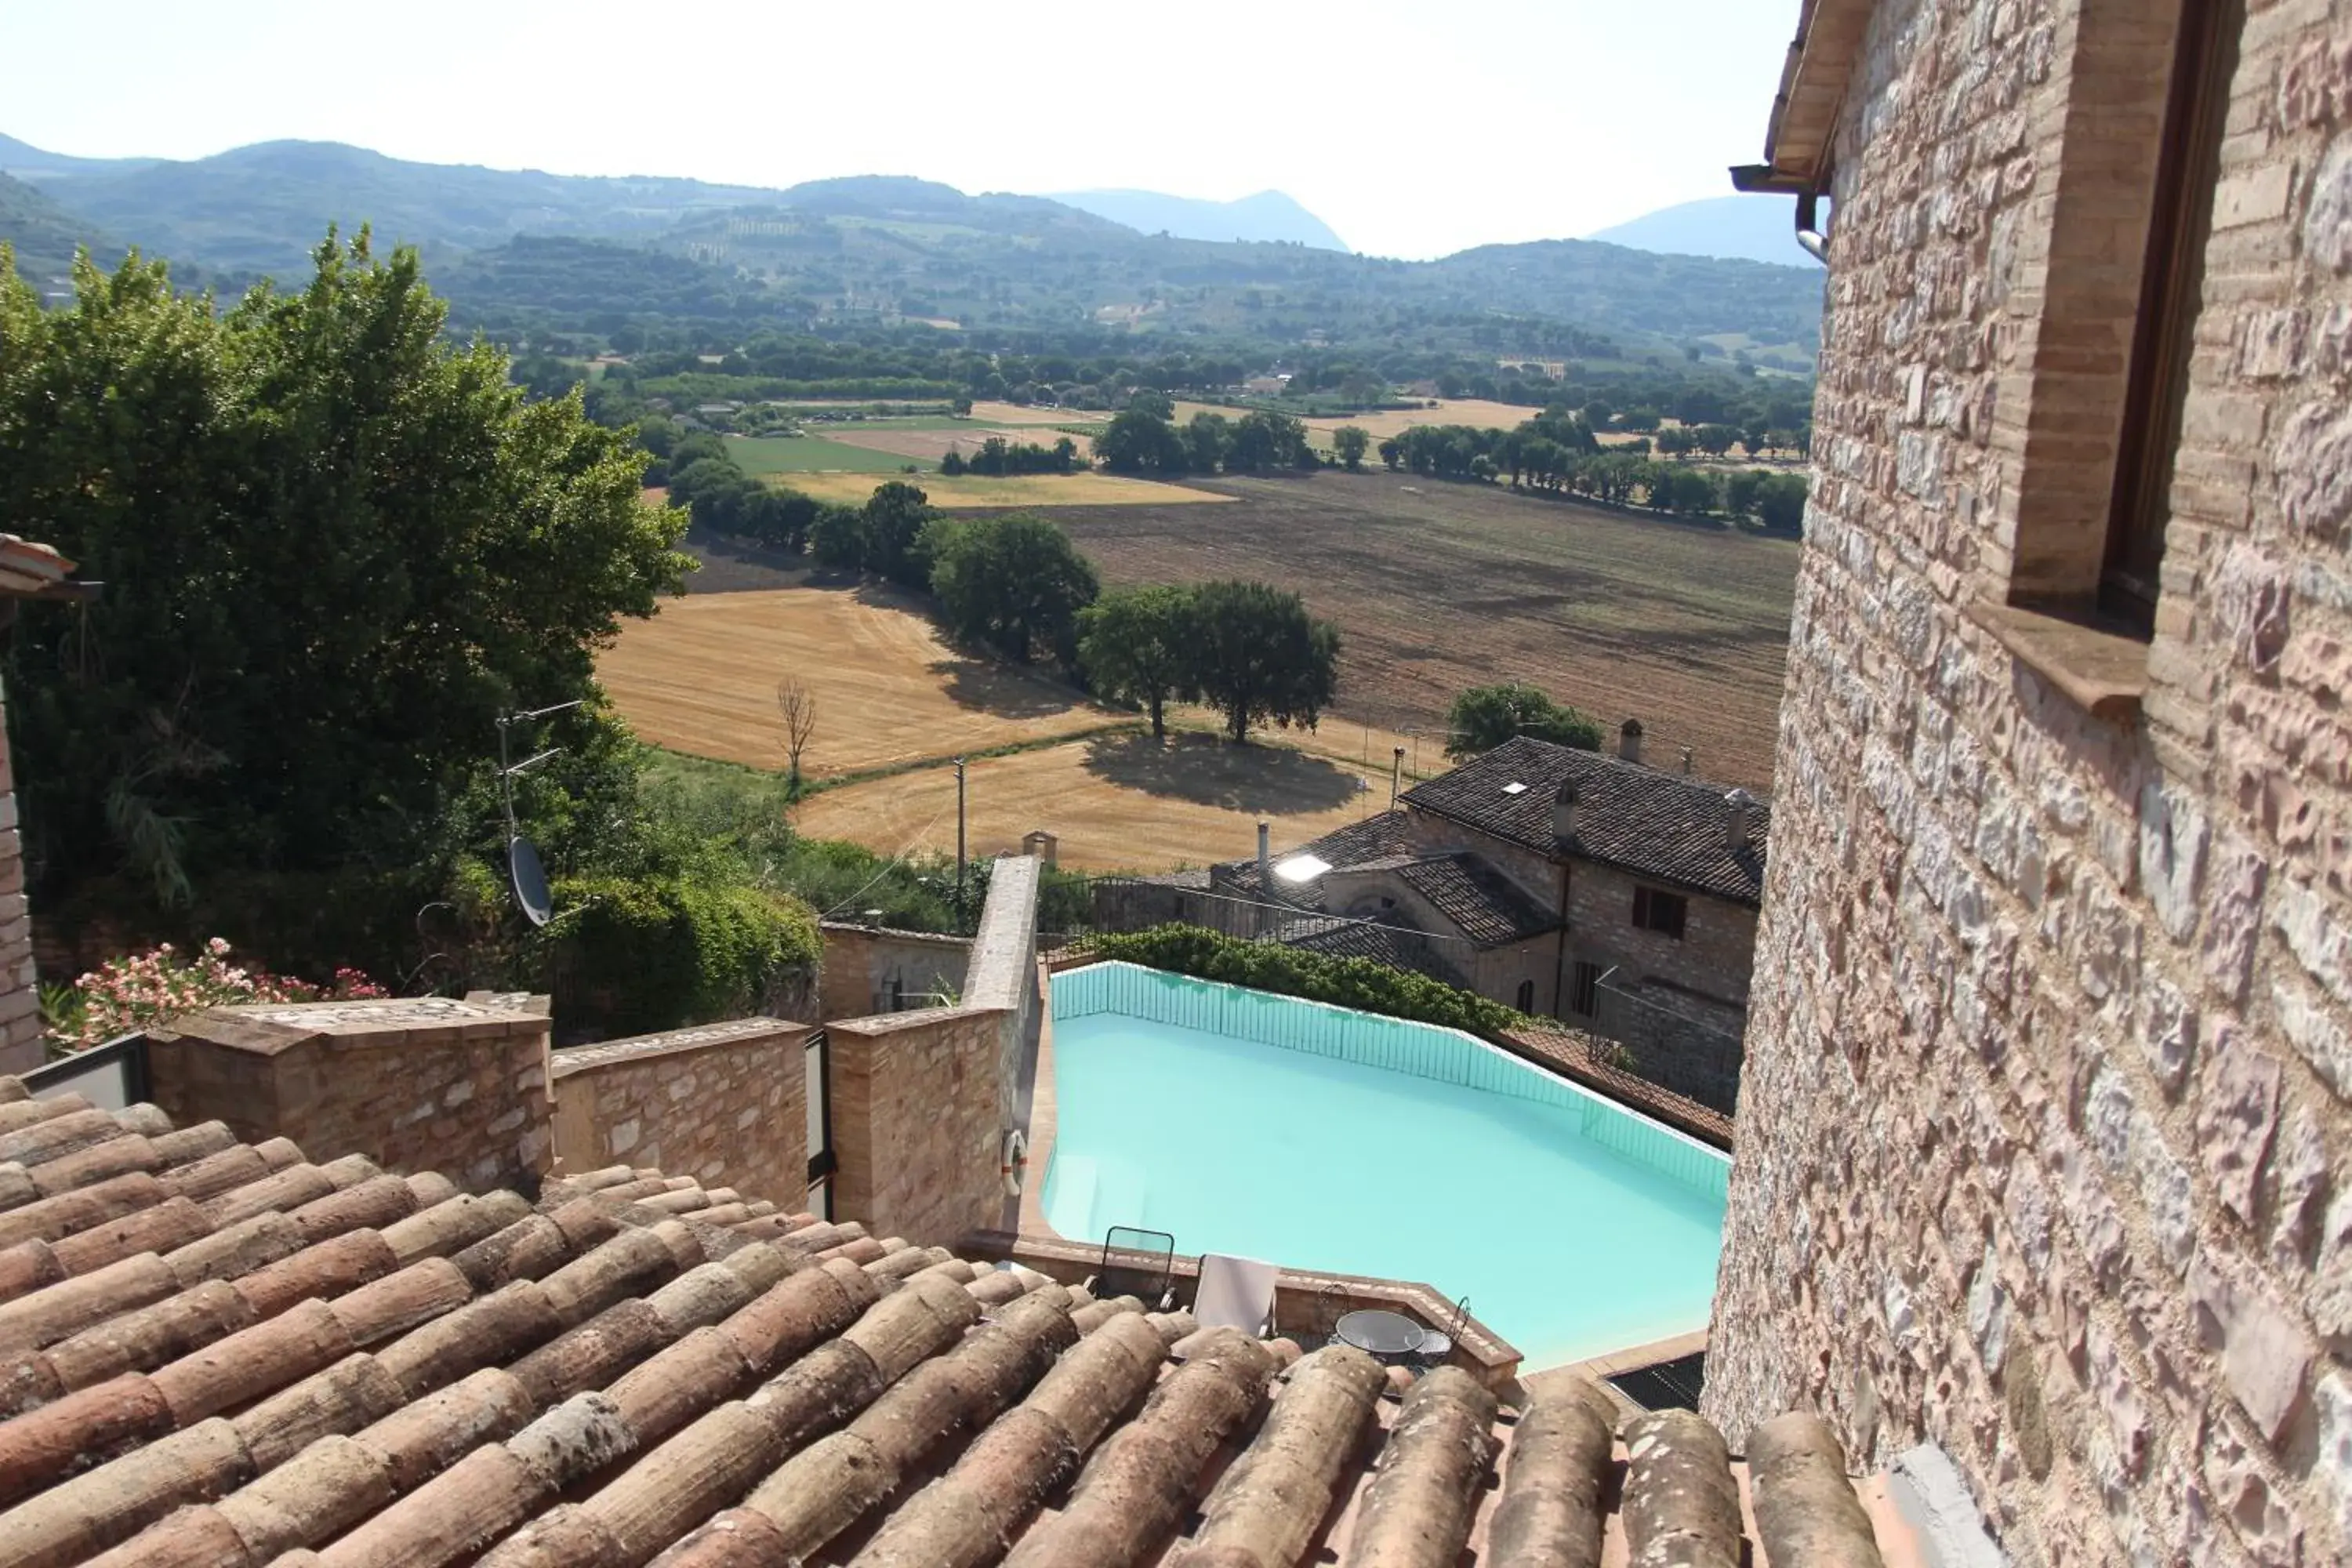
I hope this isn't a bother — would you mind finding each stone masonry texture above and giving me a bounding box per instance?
[0,681,38,1076]
[147,996,554,1193]
[1707,3,2352,1565]
[550,1017,809,1203]
[827,1005,1017,1247]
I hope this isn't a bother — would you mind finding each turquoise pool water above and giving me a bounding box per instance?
[1043,963,1729,1368]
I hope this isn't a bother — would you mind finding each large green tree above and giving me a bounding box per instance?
[1445,684,1603,759]
[1093,409,1188,475]
[926,513,1099,666]
[1077,585,1196,738]
[0,234,690,912]
[1185,580,1340,743]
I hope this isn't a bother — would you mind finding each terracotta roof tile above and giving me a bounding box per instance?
[0,1079,1921,1568]
[1395,854,1562,946]
[1403,736,1769,905]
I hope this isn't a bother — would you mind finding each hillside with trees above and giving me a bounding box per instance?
[0,135,1824,363]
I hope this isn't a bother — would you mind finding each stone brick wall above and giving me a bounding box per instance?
[816,923,969,1021]
[821,857,1041,1247]
[826,1005,1015,1247]
[1563,859,1759,1011]
[1707,3,2352,1564]
[147,996,554,1193]
[550,1017,809,1203]
[0,685,38,1075]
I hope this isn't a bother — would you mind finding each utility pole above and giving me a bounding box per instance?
[953,757,967,932]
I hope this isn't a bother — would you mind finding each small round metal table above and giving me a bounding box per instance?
[1334,1308,1426,1361]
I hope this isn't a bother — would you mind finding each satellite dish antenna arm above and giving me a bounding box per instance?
[495,700,583,928]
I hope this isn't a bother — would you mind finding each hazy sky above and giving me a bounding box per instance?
[4,0,1795,260]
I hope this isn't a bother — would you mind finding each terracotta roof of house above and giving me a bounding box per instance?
[1264,913,1444,975]
[1403,737,1769,906]
[1394,855,1560,948]
[1218,811,1422,903]
[0,1073,1923,1566]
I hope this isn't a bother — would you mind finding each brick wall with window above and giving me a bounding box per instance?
[1707,2,2352,1562]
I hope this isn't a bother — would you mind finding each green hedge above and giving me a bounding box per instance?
[1086,924,1525,1035]
[541,874,822,1040]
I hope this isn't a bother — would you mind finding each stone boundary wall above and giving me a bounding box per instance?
[550,1016,809,1201]
[816,922,969,1021]
[1595,979,1744,1115]
[0,690,36,1076]
[1705,4,2352,1566]
[827,1004,1014,1246]
[147,996,554,1192]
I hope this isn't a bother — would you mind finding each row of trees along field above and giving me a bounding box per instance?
[1369,417,1809,530]
[786,480,1343,746]
[561,325,1811,452]
[1094,401,1319,476]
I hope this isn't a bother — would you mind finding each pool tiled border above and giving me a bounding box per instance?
[1051,961,1731,1202]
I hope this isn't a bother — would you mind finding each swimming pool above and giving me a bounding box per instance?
[1042,963,1729,1369]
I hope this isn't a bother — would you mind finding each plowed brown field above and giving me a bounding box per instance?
[1021,471,1798,789]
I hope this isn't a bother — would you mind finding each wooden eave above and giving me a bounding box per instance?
[1762,0,1875,187]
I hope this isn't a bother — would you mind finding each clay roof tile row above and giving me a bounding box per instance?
[0,1076,1918,1568]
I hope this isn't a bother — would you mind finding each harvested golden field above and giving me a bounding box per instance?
[598,580,1120,776]
[966,401,1100,426]
[790,731,1390,873]
[1022,470,1799,789]
[818,426,1073,463]
[776,471,1232,508]
[1167,398,1551,441]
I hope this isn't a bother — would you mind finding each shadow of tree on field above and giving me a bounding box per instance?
[1082,731,1369,815]
[680,523,819,594]
[932,659,1087,721]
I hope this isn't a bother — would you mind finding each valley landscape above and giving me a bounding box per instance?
[2,123,1819,882]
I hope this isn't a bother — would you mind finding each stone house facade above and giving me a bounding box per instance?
[1218,734,1766,1051]
[1708,2,2352,1563]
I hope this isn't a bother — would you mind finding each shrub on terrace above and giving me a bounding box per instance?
[1087,924,1526,1034]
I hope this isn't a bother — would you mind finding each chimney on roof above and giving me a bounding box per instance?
[1553,779,1580,844]
[1619,718,1643,765]
[1258,821,1272,891]
[1724,788,1759,853]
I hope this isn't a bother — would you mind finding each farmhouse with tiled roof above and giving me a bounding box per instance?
[1211,731,1766,1110]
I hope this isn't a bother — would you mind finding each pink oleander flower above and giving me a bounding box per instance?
[42,942,391,1054]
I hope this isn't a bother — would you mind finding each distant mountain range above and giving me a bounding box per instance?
[1049,189,1348,251]
[1584,195,1821,269]
[0,132,1824,358]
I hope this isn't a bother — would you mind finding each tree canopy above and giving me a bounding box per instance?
[1446,684,1605,759]
[1076,585,1196,738]
[927,514,1099,666]
[0,234,690,911]
[1186,580,1341,743]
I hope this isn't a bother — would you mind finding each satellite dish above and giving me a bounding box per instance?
[509,835,553,927]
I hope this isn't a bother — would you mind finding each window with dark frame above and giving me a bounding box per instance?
[2102,0,2238,633]
[1632,886,1688,940]
[1515,979,1536,1013]
[1569,960,1602,1018]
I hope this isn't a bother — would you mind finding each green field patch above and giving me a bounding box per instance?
[727,434,919,476]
